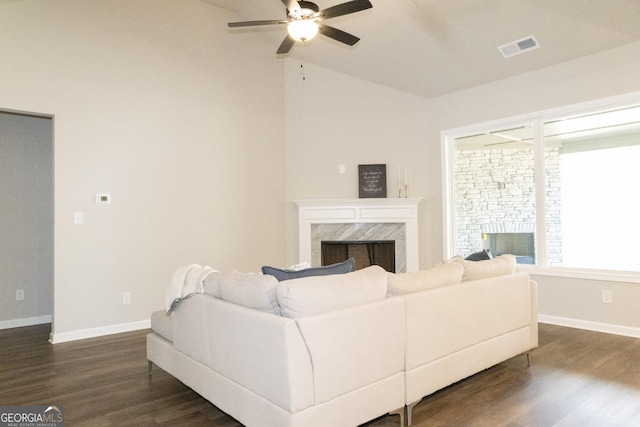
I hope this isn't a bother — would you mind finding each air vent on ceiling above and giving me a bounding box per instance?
[498,35,539,58]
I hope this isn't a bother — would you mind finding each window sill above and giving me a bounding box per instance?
[518,265,640,284]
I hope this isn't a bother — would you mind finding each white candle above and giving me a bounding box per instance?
[404,166,408,186]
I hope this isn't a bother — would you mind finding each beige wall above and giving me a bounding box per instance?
[283,59,435,264]
[0,0,286,339]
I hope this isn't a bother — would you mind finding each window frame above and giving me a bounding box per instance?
[441,91,640,284]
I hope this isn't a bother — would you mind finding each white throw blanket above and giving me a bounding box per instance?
[165,264,217,312]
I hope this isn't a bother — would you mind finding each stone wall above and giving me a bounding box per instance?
[453,146,562,263]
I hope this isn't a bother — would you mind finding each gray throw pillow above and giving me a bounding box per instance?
[465,249,492,261]
[262,258,355,282]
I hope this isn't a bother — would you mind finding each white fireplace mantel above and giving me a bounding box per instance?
[294,198,423,272]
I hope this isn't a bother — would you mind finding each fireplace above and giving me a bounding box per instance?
[483,233,535,264]
[322,240,396,272]
[295,198,422,273]
[480,224,535,265]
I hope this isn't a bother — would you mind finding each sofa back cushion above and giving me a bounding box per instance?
[203,271,224,298]
[217,271,281,315]
[294,297,405,405]
[404,272,532,370]
[386,262,463,296]
[452,254,517,282]
[276,265,388,318]
[262,258,355,281]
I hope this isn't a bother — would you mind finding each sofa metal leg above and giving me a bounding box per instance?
[526,352,531,367]
[147,360,153,377]
[389,407,405,427]
[406,400,421,426]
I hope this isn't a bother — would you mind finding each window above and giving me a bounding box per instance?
[450,123,537,264]
[544,105,640,271]
[444,96,640,273]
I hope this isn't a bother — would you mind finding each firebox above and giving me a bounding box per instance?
[321,240,396,273]
[483,232,535,264]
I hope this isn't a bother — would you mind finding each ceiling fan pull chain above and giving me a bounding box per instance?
[301,40,307,82]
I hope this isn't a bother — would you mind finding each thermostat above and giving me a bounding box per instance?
[96,193,111,205]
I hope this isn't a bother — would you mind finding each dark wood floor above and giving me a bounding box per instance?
[2,323,640,427]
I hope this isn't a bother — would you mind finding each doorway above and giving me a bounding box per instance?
[0,110,54,332]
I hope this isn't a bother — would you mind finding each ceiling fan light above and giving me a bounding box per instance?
[287,20,318,41]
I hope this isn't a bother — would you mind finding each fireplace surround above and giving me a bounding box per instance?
[295,198,422,273]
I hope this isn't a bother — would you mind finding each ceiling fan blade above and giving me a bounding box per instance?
[228,20,287,28]
[317,23,360,46]
[281,0,301,14]
[276,35,296,54]
[315,0,372,20]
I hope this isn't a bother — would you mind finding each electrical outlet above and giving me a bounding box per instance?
[16,289,24,301]
[123,292,131,305]
[602,290,612,304]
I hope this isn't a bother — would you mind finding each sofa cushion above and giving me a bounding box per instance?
[452,254,517,282]
[276,265,388,318]
[262,258,355,281]
[218,271,280,315]
[150,310,173,342]
[202,271,223,297]
[386,262,464,296]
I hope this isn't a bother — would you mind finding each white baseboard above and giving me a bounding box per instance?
[0,315,52,330]
[22,314,640,342]
[538,314,640,339]
[49,319,151,344]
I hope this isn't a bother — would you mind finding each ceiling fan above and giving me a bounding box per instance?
[228,0,373,54]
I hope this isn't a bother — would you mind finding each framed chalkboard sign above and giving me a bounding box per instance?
[358,164,387,198]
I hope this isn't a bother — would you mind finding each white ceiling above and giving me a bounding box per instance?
[204,0,640,99]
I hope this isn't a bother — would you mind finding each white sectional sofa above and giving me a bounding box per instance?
[147,255,538,427]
